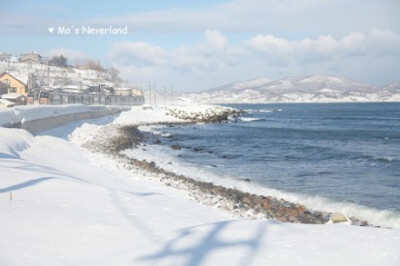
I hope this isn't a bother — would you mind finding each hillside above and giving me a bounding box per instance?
[0,61,113,91]
[184,75,400,103]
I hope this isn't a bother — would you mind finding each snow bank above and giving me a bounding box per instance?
[1,125,399,265]
[114,104,237,126]
[0,127,33,158]
[0,108,22,127]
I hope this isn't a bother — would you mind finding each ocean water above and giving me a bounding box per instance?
[131,103,400,226]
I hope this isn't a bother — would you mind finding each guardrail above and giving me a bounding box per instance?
[29,92,145,106]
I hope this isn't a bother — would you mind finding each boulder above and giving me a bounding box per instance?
[331,212,348,223]
[170,144,182,150]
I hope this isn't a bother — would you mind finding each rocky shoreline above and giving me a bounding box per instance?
[74,104,378,227]
[79,120,377,227]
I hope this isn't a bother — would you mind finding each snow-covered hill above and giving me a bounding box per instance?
[184,75,400,103]
[0,61,113,90]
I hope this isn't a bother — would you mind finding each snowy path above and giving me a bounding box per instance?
[0,111,399,265]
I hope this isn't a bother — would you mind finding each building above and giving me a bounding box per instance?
[114,87,143,96]
[20,52,42,64]
[0,72,28,96]
[0,52,11,62]
[132,88,143,97]
[0,81,7,95]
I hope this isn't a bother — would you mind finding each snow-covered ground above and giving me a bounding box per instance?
[0,106,399,265]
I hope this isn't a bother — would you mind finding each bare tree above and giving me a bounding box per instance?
[109,67,122,87]
[49,55,68,68]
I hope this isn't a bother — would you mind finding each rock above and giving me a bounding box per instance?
[153,139,161,144]
[242,196,251,205]
[170,144,182,150]
[331,212,348,223]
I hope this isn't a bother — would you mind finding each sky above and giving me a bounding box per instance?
[0,0,399,92]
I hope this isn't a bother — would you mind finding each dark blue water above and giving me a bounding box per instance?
[156,103,400,213]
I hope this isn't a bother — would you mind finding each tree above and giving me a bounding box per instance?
[49,55,68,68]
[81,59,105,72]
[108,67,122,87]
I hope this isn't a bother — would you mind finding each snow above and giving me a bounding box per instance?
[0,61,114,89]
[114,105,185,126]
[185,75,400,103]
[1,93,26,100]
[0,99,15,108]
[114,104,235,126]
[0,105,110,127]
[0,106,400,265]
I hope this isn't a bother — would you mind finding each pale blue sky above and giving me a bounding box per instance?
[1,0,399,91]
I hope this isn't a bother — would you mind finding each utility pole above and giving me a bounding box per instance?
[153,82,156,106]
[148,81,151,105]
[163,85,166,105]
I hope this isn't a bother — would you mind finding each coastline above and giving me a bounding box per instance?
[73,105,374,227]
[1,104,399,265]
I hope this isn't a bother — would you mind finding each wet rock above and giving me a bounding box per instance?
[170,145,182,150]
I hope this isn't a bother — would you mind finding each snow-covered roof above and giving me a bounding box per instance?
[0,72,28,85]
[9,72,29,84]
[0,98,15,106]
[1,93,25,100]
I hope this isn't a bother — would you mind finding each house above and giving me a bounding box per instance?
[0,72,28,96]
[115,87,134,96]
[20,52,42,64]
[0,52,11,62]
[132,88,143,97]
[0,81,7,95]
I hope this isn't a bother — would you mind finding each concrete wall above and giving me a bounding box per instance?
[19,107,125,134]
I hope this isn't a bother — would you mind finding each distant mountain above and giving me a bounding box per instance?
[382,81,400,93]
[184,75,400,103]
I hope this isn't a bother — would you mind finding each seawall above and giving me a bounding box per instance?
[0,105,127,134]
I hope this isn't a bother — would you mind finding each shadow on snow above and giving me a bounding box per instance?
[137,220,267,266]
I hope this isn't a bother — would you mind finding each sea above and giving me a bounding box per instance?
[128,102,400,227]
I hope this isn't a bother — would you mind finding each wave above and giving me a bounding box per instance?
[243,108,278,113]
[259,109,274,113]
[122,142,400,229]
[239,117,266,122]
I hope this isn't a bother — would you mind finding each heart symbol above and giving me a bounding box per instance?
[48,27,54,34]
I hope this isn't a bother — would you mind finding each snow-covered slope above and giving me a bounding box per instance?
[1,120,399,265]
[185,75,400,103]
[0,61,113,89]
